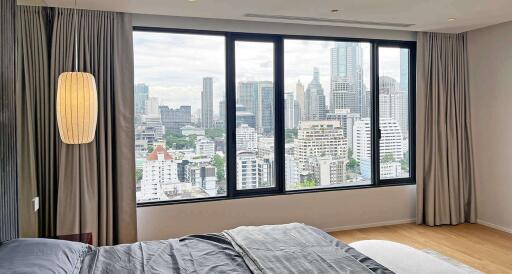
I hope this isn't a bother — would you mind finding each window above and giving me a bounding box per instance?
[134,28,416,206]
[284,40,372,190]
[378,47,411,179]
[134,31,226,203]
[235,41,276,190]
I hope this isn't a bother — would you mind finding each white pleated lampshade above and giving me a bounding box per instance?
[56,72,98,144]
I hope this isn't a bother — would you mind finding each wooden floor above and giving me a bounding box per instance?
[330,223,512,273]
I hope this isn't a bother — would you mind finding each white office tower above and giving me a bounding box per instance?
[295,80,305,118]
[258,157,274,188]
[380,118,404,161]
[380,162,402,179]
[285,154,300,188]
[353,118,372,162]
[310,156,347,186]
[140,146,178,201]
[353,118,404,162]
[236,124,258,152]
[304,68,327,121]
[237,151,258,190]
[145,97,160,116]
[294,120,347,174]
[326,109,360,149]
[186,164,217,196]
[195,137,215,158]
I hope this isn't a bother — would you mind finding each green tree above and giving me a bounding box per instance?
[212,154,225,182]
[147,145,154,153]
[298,178,318,189]
[382,153,395,163]
[347,158,359,173]
[205,128,224,139]
[401,152,409,171]
[165,133,196,149]
[135,168,143,182]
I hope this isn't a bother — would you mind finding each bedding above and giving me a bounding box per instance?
[0,223,392,274]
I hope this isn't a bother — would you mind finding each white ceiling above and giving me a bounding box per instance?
[18,0,512,33]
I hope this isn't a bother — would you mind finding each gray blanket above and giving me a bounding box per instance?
[224,223,382,274]
[0,224,392,273]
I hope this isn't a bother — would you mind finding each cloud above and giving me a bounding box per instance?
[134,32,403,114]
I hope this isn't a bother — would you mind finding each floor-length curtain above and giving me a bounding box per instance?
[16,6,137,245]
[416,32,477,226]
[16,6,55,238]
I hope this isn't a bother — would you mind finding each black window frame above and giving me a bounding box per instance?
[134,26,416,207]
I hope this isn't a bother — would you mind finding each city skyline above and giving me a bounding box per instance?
[134,32,405,114]
[134,32,410,203]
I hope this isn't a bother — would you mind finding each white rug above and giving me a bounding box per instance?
[350,240,484,274]
[421,249,482,274]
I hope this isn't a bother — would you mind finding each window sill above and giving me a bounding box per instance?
[136,180,415,208]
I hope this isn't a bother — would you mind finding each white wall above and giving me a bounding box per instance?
[138,185,416,240]
[134,14,417,241]
[468,21,512,233]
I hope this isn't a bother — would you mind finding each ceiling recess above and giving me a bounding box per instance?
[244,13,415,28]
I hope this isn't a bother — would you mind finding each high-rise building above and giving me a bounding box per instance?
[285,154,300,188]
[310,156,347,186]
[218,100,225,121]
[201,77,214,129]
[295,80,305,118]
[379,76,408,136]
[135,83,149,123]
[159,105,192,134]
[195,136,215,158]
[237,81,259,116]
[140,146,178,201]
[284,92,296,129]
[145,97,160,116]
[236,124,257,152]
[258,81,274,134]
[294,120,347,174]
[186,164,217,196]
[326,109,360,149]
[330,42,365,116]
[304,68,326,121]
[400,49,409,92]
[353,118,404,162]
[237,151,258,190]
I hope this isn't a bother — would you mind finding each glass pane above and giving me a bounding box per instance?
[378,47,410,179]
[134,32,226,202]
[235,41,275,190]
[284,40,372,190]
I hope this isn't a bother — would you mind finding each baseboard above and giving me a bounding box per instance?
[478,219,512,234]
[322,218,416,233]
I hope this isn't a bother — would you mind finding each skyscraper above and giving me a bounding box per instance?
[295,80,305,118]
[201,77,214,128]
[159,105,192,134]
[284,92,296,129]
[330,42,365,116]
[257,81,274,134]
[304,68,326,121]
[237,81,259,116]
[400,49,409,92]
[135,83,149,123]
[294,120,347,174]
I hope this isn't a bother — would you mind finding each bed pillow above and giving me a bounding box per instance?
[0,238,92,274]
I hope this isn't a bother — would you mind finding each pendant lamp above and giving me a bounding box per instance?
[56,0,98,144]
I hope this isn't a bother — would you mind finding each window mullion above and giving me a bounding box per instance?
[371,42,381,185]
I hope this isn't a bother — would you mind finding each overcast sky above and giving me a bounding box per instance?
[134,31,404,115]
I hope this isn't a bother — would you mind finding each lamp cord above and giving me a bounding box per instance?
[74,0,78,72]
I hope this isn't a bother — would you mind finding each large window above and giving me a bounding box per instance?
[134,28,416,205]
[284,40,372,190]
[134,31,226,203]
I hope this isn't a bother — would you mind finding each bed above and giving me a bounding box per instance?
[0,223,480,274]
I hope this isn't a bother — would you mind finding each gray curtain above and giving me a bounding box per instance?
[416,32,477,226]
[16,6,137,245]
[16,6,53,238]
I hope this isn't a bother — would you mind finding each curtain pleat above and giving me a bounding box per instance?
[416,32,477,226]
[16,6,137,245]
